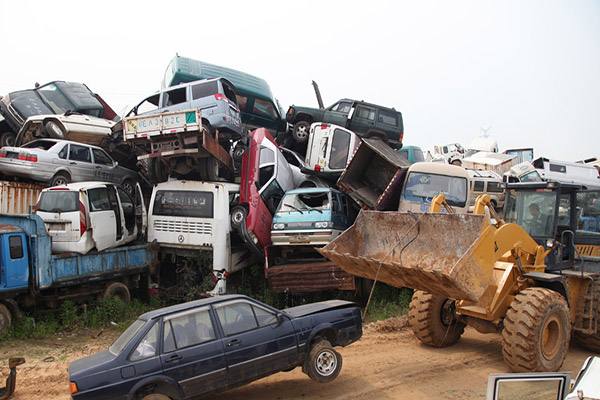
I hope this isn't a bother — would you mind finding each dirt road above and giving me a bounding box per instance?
[0,318,590,400]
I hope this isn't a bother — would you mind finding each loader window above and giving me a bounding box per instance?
[576,191,600,235]
[505,190,557,238]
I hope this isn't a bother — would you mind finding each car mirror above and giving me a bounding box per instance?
[276,312,286,325]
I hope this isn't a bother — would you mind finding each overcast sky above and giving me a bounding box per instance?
[1,0,598,160]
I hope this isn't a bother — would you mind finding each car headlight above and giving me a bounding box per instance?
[314,221,333,228]
[272,223,286,230]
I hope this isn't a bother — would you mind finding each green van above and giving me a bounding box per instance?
[163,56,286,134]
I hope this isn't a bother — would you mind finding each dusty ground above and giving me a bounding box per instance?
[0,318,591,400]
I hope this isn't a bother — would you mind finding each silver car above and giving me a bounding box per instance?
[0,139,138,195]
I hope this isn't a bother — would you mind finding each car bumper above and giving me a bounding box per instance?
[0,160,53,181]
[271,229,341,246]
[207,114,243,137]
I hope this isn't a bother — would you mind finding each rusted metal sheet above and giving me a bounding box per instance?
[319,211,494,301]
[337,138,408,210]
[268,261,356,293]
[0,181,44,215]
[202,130,233,171]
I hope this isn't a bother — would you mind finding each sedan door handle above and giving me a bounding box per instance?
[69,162,77,165]
[95,166,102,169]
[165,354,182,363]
[226,339,241,348]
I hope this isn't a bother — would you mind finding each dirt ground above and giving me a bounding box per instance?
[0,317,591,400]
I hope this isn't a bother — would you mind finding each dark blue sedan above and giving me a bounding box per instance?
[69,294,362,400]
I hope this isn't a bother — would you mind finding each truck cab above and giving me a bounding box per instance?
[399,162,470,213]
[148,180,252,295]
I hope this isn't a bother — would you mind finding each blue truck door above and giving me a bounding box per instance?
[1,233,29,289]
[213,300,298,385]
[160,307,227,398]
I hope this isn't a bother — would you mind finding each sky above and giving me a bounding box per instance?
[0,0,598,160]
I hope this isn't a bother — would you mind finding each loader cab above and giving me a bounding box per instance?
[504,182,600,270]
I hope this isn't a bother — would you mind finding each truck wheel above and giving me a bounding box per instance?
[502,287,570,372]
[304,339,342,383]
[230,206,247,230]
[50,171,71,187]
[0,304,12,334]
[148,158,169,183]
[292,121,310,143]
[408,290,465,347]
[103,282,131,304]
[0,131,15,147]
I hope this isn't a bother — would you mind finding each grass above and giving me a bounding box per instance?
[3,297,161,340]
[362,284,413,323]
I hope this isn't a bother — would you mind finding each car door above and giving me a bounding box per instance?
[160,307,227,397]
[86,186,118,251]
[67,143,95,182]
[350,104,376,135]
[160,86,189,113]
[1,234,29,289]
[213,300,298,386]
[123,321,164,388]
[91,148,117,183]
[323,101,353,128]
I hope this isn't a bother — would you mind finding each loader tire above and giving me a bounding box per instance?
[502,287,570,372]
[574,333,600,352]
[574,278,600,352]
[408,290,465,347]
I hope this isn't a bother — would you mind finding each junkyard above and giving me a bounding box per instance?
[0,1,599,399]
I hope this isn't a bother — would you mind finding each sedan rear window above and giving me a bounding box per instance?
[37,191,78,213]
[22,140,57,150]
[152,191,214,218]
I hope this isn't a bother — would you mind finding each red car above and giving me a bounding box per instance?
[231,128,297,257]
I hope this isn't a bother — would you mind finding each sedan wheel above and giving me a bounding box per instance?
[50,172,71,187]
[0,132,15,147]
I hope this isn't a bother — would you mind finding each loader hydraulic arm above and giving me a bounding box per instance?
[429,193,455,214]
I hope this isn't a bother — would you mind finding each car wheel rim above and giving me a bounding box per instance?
[232,210,244,225]
[315,350,337,376]
[5,136,14,147]
[54,177,67,186]
[295,126,308,138]
[122,182,133,195]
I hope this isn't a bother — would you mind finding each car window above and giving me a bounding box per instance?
[134,94,160,115]
[253,306,277,327]
[9,236,23,259]
[69,144,91,163]
[87,187,112,211]
[22,140,56,150]
[58,144,68,159]
[130,322,159,362]
[37,191,78,212]
[258,165,275,189]
[110,319,145,355]
[473,180,485,192]
[192,81,218,100]
[332,102,352,113]
[216,302,259,336]
[487,182,503,193]
[260,146,275,165]
[222,81,237,104]
[37,83,75,113]
[162,87,187,107]
[330,128,351,170]
[163,308,215,352]
[282,150,302,168]
[252,98,277,119]
[117,187,133,208]
[92,148,113,166]
[378,110,398,126]
[355,106,375,121]
[576,192,600,235]
[236,95,248,112]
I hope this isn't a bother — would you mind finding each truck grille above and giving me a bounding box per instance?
[153,219,212,235]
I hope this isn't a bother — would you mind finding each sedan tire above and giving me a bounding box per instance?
[50,171,71,187]
[0,131,15,147]
[304,339,342,383]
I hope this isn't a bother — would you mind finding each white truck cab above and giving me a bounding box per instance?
[148,180,252,295]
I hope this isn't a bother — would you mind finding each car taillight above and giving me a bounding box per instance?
[0,150,6,158]
[17,152,37,162]
[320,123,329,129]
[214,93,225,101]
[314,165,321,172]
[69,382,78,394]
[79,201,87,237]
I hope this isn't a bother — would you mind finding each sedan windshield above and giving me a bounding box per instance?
[402,172,468,207]
[109,319,145,355]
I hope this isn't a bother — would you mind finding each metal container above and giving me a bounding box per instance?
[0,181,44,215]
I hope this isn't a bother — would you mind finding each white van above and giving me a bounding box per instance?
[148,180,252,295]
[532,157,600,189]
[35,182,146,254]
[467,169,504,210]
[304,123,359,177]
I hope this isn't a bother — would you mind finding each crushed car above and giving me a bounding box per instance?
[0,81,118,147]
[0,139,138,192]
[68,294,362,400]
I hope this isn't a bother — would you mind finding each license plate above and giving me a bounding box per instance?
[289,235,309,243]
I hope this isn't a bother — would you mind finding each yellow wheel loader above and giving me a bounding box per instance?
[320,182,600,372]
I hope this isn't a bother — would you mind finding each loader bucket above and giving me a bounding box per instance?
[319,211,496,301]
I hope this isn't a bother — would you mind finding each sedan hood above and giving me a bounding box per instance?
[69,350,115,379]
[284,300,356,318]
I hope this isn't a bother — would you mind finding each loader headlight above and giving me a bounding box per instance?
[314,221,333,228]
[272,223,286,230]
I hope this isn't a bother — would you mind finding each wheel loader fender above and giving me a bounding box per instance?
[127,375,184,400]
[523,272,569,303]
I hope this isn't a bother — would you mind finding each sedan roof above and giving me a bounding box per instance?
[139,294,254,320]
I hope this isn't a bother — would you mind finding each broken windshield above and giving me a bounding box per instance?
[279,192,331,213]
[402,172,468,207]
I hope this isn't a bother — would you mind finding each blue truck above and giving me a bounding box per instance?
[0,214,157,332]
[68,294,362,400]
